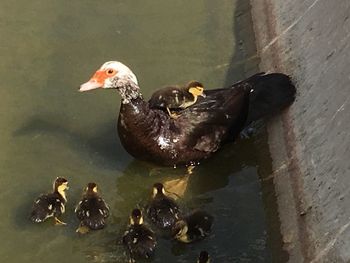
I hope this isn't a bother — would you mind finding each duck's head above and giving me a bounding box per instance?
[152,182,166,198]
[85,182,98,194]
[197,251,210,263]
[53,177,69,200]
[54,177,68,191]
[187,81,205,98]
[172,219,188,239]
[80,61,141,103]
[130,208,144,225]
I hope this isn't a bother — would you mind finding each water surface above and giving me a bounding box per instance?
[0,1,278,262]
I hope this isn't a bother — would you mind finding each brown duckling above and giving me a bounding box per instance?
[30,177,68,225]
[146,183,181,230]
[75,182,110,233]
[197,251,210,263]
[123,208,157,262]
[149,81,206,118]
[172,210,213,243]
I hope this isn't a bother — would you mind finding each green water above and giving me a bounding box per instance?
[0,1,282,262]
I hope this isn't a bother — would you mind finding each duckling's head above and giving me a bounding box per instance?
[53,177,69,200]
[172,219,188,239]
[187,81,205,98]
[152,183,166,198]
[85,182,98,194]
[130,208,144,225]
[197,251,210,263]
[53,177,68,192]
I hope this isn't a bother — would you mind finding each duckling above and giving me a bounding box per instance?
[172,210,213,243]
[75,182,110,234]
[197,251,210,263]
[149,81,206,118]
[123,209,157,262]
[146,182,181,230]
[30,177,68,225]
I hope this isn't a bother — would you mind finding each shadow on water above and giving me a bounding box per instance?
[13,115,125,170]
[114,137,259,203]
[226,0,289,262]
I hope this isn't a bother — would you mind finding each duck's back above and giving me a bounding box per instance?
[147,196,180,229]
[123,224,156,259]
[149,86,193,109]
[75,196,109,230]
[117,72,295,165]
[31,193,64,223]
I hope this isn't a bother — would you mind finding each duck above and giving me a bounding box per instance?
[79,61,296,166]
[74,182,110,233]
[148,81,205,118]
[172,210,213,243]
[197,251,210,263]
[146,182,181,230]
[123,208,157,262]
[30,177,69,225]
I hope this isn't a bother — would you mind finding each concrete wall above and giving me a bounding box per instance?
[250,0,350,262]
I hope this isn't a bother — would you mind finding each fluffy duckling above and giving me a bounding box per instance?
[146,183,181,230]
[75,182,110,233]
[30,177,68,225]
[123,209,157,262]
[197,251,210,263]
[173,210,213,243]
[149,81,205,118]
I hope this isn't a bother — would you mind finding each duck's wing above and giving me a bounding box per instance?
[176,84,250,152]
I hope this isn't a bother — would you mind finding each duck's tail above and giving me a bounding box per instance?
[245,73,296,123]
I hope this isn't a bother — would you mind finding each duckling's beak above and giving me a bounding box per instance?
[62,182,69,190]
[200,92,206,98]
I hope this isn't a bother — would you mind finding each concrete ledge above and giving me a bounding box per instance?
[250,0,350,262]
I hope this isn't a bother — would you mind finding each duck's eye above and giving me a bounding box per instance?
[106,69,115,75]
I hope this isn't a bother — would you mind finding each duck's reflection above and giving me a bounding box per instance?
[115,133,263,208]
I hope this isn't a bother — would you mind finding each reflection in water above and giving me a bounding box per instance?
[112,133,271,262]
[163,174,190,200]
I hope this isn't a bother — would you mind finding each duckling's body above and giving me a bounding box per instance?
[197,251,210,263]
[30,177,68,225]
[147,183,181,230]
[75,183,110,232]
[123,209,157,262]
[173,210,213,243]
[149,81,205,118]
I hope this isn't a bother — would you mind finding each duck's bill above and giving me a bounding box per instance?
[79,80,102,92]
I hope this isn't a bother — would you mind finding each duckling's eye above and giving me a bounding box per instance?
[106,69,115,76]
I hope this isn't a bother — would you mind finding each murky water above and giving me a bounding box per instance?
[0,1,283,262]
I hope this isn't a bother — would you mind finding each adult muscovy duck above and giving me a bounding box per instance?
[80,61,296,166]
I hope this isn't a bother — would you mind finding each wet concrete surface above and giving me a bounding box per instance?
[251,0,350,262]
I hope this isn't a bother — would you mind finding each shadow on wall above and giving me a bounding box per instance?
[225,0,289,262]
[224,0,261,86]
